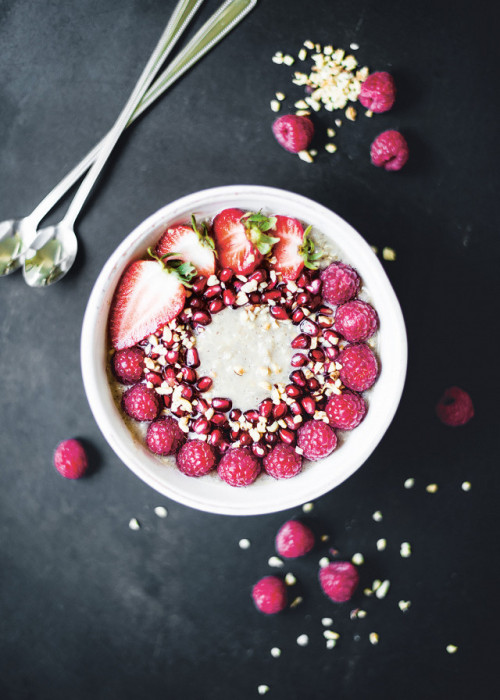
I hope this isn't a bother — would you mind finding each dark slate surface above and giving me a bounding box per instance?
[0,0,498,698]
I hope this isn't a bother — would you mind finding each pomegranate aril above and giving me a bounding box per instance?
[193,417,210,434]
[181,367,197,383]
[196,376,213,392]
[190,297,206,310]
[229,408,242,421]
[291,353,308,367]
[208,429,223,447]
[296,272,310,288]
[204,284,222,299]
[291,334,311,349]
[262,290,282,303]
[171,405,187,418]
[249,269,267,284]
[265,432,278,445]
[309,348,325,362]
[285,415,299,431]
[244,410,260,424]
[306,278,322,295]
[164,367,178,386]
[290,370,307,387]
[219,268,233,283]
[300,318,319,336]
[211,412,228,427]
[208,299,224,314]
[319,305,333,316]
[145,373,162,387]
[317,315,334,328]
[301,396,316,415]
[289,401,303,416]
[239,432,252,447]
[230,429,240,441]
[323,330,340,345]
[185,347,200,368]
[307,377,320,391]
[196,397,209,413]
[223,289,237,306]
[218,440,231,454]
[192,276,207,294]
[179,310,191,324]
[279,428,296,445]
[165,349,179,363]
[296,291,311,306]
[273,401,288,419]
[259,399,273,418]
[180,384,195,400]
[233,279,244,292]
[310,295,322,310]
[285,384,302,399]
[270,305,289,321]
[192,310,212,326]
[249,292,261,304]
[252,443,268,458]
[163,395,172,409]
[324,346,339,360]
[292,308,305,324]
[212,397,232,412]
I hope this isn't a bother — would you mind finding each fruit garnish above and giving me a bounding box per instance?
[272,114,314,153]
[155,215,216,277]
[271,216,322,280]
[213,208,279,275]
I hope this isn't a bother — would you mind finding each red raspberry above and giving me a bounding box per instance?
[359,71,396,113]
[112,346,145,384]
[53,438,88,479]
[217,447,261,487]
[263,443,302,479]
[146,416,185,455]
[122,383,160,421]
[296,420,337,461]
[338,344,378,392]
[176,440,217,476]
[275,520,315,558]
[371,130,409,171]
[436,387,474,427]
[272,114,314,153]
[326,390,367,430]
[252,575,287,614]
[335,300,379,342]
[319,561,359,603]
[320,262,361,305]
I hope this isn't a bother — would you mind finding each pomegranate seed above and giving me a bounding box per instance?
[164,367,178,386]
[181,367,196,383]
[315,395,327,410]
[233,279,244,292]
[249,269,267,284]
[269,305,289,321]
[291,334,311,349]
[290,370,307,387]
[317,315,334,328]
[261,290,282,303]
[244,410,259,424]
[208,298,224,314]
[259,399,273,418]
[192,276,207,294]
[301,396,316,415]
[279,428,296,445]
[239,432,252,447]
[145,373,162,387]
[212,397,232,412]
[252,443,268,458]
[299,318,320,336]
[180,383,195,400]
[193,417,210,434]
[265,432,278,445]
[222,288,237,306]
[165,349,179,363]
[179,310,191,324]
[310,295,322,310]
[204,284,222,299]
[219,268,233,283]
[208,429,223,447]
[296,291,311,306]
[149,351,160,360]
[218,440,231,454]
[307,377,320,391]
[171,406,187,418]
[323,329,340,345]
[285,384,302,399]
[284,415,299,431]
[185,347,200,368]
[230,429,240,441]
[296,272,309,288]
[319,305,334,316]
[306,278,322,295]
[190,297,206,310]
[196,376,213,392]
[163,395,172,408]
[211,412,228,427]
[196,397,209,413]
[192,310,212,326]
[289,401,303,416]
[273,401,288,419]
[229,408,242,421]
[249,292,261,304]
[291,353,308,368]
[324,346,339,360]
[291,308,305,324]
[309,348,325,362]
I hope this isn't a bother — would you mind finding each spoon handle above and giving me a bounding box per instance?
[30,0,257,227]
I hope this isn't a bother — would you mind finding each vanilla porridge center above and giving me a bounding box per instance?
[195,305,297,411]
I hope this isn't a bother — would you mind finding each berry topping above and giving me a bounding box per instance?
[338,344,379,392]
[320,262,361,305]
[272,114,314,153]
[213,208,279,275]
[176,439,217,476]
[326,390,367,430]
[146,416,185,455]
[53,439,88,479]
[275,520,315,558]
[217,447,261,487]
[334,299,379,342]
[359,71,396,113]
[271,217,322,281]
[252,575,287,614]
[263,443,302,479]
[296,419,338,461]
[319,561,360,603]
[112,346,145,384]
[109,253,196,350]
[370,130,409,171]
[155,215,216,278]
[436,387,474,427]
[122,383,161,421]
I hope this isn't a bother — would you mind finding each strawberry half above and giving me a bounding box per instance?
[271,216,322,280]
[155,215,216,277]
[213,208,279,275]
[109,252,195,350]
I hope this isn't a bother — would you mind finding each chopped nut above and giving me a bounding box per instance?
[375,580,390,599]
[398,600,411,612]
[446,644,458,654]
[296,634,309,647]
[404,477,415,489]
[275,91,285,100]
[400,542,412,558]
[290,595,303,608]
[238,538,251,549]
[270,647,281,658]
[461,481,472,491]
[369,632,379,645]
[257,685,270,695]
[351,553,364,566]
[426,483,438,493]
[382,246,396,261]
[324,630,340,640]
[268,556,284,568]
[376,538,387,551]
[319,556,330,568]
[372,510,383,522]
[154,506,168,518]
[298,150,314,163]
[325,143,337,153]
[345,105,357,121]
[128,518,140,531]
[270,99,281,112]
[285,572,297,586]
[322,617,333,627]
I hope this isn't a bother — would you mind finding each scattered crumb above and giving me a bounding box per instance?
[426,483,439,493]
[350,42,360,50]
[404,478,415,489]
[290,596,303,608]
[324,630,340,640]
[296,634,309,647]
[461,481,471,491]
[369,632,379,645]
[382,247,396,261]
[398,600,411,612]
[239,538,251,550]
[400,542,412,558]
[375,580,391,599]
[320,534,330,542]
[154,506,168,518]
[302,502,314,513]
[319,557,330,568]
[128,518,140,531]
[326,639,337,649]
[285,572,297,586]
[322,617,334,626]
[268,556,284,568]
[446,644,458,654]
[376,538,387,551]
[270,647,281,658]
[372,510,383,522]
[351,552,364,565]
[258,685,270,695]
[270,99,281,112]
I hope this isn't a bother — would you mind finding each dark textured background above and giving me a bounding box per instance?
[1,1,498,698]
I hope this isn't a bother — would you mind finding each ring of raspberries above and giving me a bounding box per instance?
[109,207,380,487]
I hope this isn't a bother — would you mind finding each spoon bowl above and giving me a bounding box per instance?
[22,222,78,287]
[0,216,39,276]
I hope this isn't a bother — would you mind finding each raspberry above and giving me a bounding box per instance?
[217,447,261,487]
[112,346,145,384]
[326,390,367,430]
[370,130,409,171]
[252,575,287,614]
[272,114,314,153]
[53,438,88,479]
[320,262,361,305]
[338,344,378,392]
[359,71,396,113]
[319,561,359,603]
[296,420,337,461]
[263,443,302,479]
[275,520,315,558]
[146,416,185,455]
[335,300,379,342]
[436,387,474,427]
[122,383,161,421]
[176,440,217,476]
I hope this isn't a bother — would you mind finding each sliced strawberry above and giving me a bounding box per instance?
[109,255,194,350]
[213,208,279,275]
[155,215,216,277]
[271,216,322,280]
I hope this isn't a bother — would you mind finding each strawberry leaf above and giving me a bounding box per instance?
[190,214,216,253]
[241,211,279,255]
[299,225,322,270]
[147,247,196,287]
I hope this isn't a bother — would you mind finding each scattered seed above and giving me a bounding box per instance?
[275,91,285,100]
[325,143,338,153]
[398,600,411,612]
[319,557,330,568]
[154,506,168,518]
[404,478,415,489]
[369,632,379,645]
[375,580,391,599]
[363,588,373,597]
[258,685,270,695]
[268,556,284,568]
[270,99,281,112]
[376,538,387,551]
[320,534,330,542]
[323,630,340,640]
[365,109,373,117]
[290,595,303,608]
[446,644,458,654]
[296,634,309,647]
[270,647,281,658]
[298,150,314,163]
[357,609,367,619]
[285,572,297,586]
[345,106,357,121]
[382,246,396,261]
[461,481,471,491]
[426,483,439,493]
[302,502,314,513]
[322,617,333,627]
[351,553,364,566]
[128,518,140,531]
[372,510,383,522]
[350,42,360,50]
[372,579,382,592]
[326,639,337,649]
[298,48,307,60]
[400,542,412,558]
[239,538,251,550]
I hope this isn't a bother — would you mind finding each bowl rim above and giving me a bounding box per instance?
[81,185,407,516]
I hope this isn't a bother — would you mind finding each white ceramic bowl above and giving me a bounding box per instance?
[81,185,407,516]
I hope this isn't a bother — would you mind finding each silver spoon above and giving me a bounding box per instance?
[16,0,257,286]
